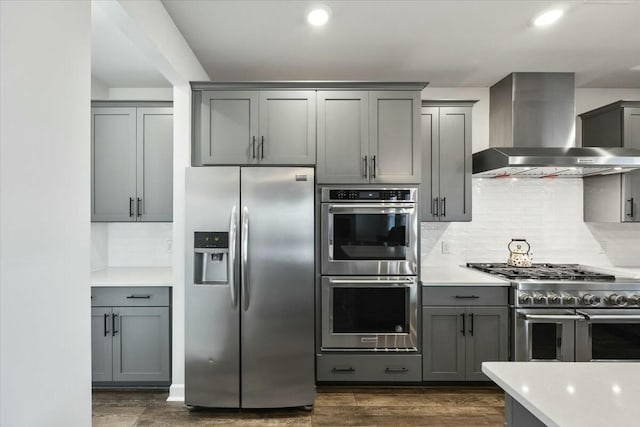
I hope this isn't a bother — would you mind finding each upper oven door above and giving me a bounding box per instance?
[321,203,418,275]
[576,309,640,362]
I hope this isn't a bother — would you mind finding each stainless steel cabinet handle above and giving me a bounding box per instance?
[385,367,408,373]
[241,206,250,311]
[627,198,635,218]
[363,156,368,179]
[112,313,118,336]
[251,136,256,159]
[260,136,264,159]
[441,197,446,217]
[469,313,474,336]
[137,197,142,217]
[371,155,376,179]
[229,205,238,309]
[331,367,355,373]
[104,313,109,337]
[129,197,134,217]
[455,295,480,299]
[126,295,151,299]
[460,313,466,336]
[433,197,439,216]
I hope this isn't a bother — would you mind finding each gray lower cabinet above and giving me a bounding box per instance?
[91,287,171,385]
[317,90,421,184]
[422,286,508,381]
[581,102,640,222]
[91,102,173,222]
[316,353,422,382]
[420,102,475,222]
[193,90,316,165]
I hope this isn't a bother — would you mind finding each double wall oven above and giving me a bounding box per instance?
[320,187,418,352]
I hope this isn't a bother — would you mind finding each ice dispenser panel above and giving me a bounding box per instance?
[194,232,229,284]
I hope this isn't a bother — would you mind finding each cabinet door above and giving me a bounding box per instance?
[136,108,173,222]
[91,108,137,221]
[438,106,472,221]
[623,108,640,222]
[91,308,112,382]
[317,91,370,183]
[422,307,465,381]
[258,91,316,164]
[112,307,170,383]
[465,307,508,381]
[420,107,440,221]
[199,91,259,164]
[369,91,421,184]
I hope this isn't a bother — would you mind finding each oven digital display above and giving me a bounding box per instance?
[359,191,379,199]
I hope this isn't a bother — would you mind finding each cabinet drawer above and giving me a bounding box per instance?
[422,286,508,306]
[91,287,170,307]
[317,354,421,382]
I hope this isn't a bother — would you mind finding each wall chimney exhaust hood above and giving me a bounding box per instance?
[473,72,640,178]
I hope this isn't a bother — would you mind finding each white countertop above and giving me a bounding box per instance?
[421,266,509,286]
[91,267,173,287]
[483,362,640,427]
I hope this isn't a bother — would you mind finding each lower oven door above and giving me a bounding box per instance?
[321,276,418,351]
[576,309,640,362]
[514,309,582,362]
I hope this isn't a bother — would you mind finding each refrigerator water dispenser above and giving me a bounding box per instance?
[194,231,230,284]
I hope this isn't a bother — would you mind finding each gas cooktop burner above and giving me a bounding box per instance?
[466,263,616,281]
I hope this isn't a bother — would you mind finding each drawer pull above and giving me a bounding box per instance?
[455,295,480,299]
[385,367,408,374]
[126,295,152,299]
[331,367,355,373]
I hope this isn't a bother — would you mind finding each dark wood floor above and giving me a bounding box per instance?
[93,386,504,426]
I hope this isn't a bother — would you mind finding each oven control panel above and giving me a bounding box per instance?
[327,189,414,202]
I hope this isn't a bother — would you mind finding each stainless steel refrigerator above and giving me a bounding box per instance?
[185,167,315,409]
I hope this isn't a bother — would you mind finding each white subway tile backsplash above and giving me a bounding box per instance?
[106,223,173,267]
[420,179,637,268]
[91,223,108,271]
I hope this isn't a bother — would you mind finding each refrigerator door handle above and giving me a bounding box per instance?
[229,205,238,309]
[241,206,250,311]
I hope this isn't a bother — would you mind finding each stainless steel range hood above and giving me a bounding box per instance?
[473,72,640,178]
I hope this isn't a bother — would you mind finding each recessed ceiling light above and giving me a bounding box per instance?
[533,9,564,27]
[307,6,330,27]
[614,167,623,171]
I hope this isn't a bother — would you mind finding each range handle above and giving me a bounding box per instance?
[519,313,584,321]
[241,206,250,311]
[577,312,640,321]
[229,205,238,309]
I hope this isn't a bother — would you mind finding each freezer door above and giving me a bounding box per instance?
[240,167,316,408]
[185,167,241,408]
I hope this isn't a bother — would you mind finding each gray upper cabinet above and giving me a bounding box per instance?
[194,90,316,165]
[316,91,369,183]
[420,102,474,222]
[317,90,421,184]
[92,102,173,222]
[581,102,640,222]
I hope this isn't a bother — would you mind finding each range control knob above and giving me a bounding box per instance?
[582,294,601,306]
[519,293,533,305]
[548,293,561,304]
[562,295,577,305]
[609,294,628,306]
[533,293,548,304]
[629,295,640,306]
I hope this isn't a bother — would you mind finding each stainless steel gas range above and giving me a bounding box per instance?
[468,263,640,362]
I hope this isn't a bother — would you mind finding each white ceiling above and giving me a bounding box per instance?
[91,5,170,88]
[161,0,640,88]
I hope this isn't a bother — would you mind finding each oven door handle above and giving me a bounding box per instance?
[329,278,415,284]
[578,312,640,321]
[519,314,585,321]
[328,204,415,211]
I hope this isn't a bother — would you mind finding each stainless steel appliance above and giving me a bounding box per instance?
[320,187,418,275]
[320,187,419,352]
[468,263,640,362]
[185,167,315,409]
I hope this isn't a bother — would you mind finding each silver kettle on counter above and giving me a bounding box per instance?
[507,239,532,267]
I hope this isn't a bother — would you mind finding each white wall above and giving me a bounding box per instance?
[0,2,91,426]
[92,75,109,99]
[107,87,173,100]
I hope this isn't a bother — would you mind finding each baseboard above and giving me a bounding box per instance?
[167,383,185,402]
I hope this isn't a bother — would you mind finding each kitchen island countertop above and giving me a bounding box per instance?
[421,266,509,286]
[91,267,173,287]
[483,361,640,427]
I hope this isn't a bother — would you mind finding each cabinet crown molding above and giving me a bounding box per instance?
[191,81,428,91]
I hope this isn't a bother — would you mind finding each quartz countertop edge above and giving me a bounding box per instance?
[482,361,640,427]
[91,267,173,287]
[420,266,509,286]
